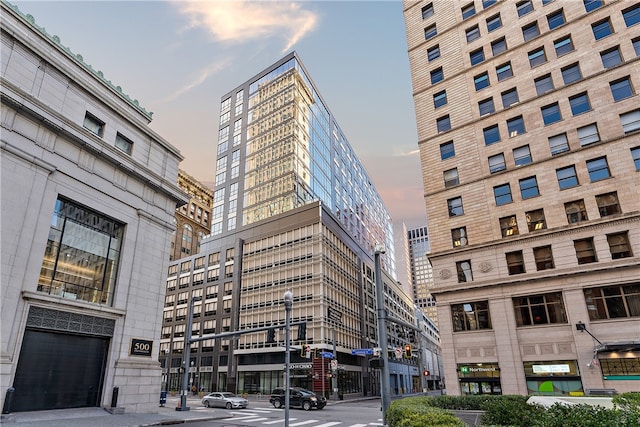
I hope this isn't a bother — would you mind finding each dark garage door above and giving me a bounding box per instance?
[11,329,109,412]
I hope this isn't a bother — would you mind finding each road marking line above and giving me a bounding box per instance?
[313,422,342,427]
[348,424,367,427]
[289,420,319,426]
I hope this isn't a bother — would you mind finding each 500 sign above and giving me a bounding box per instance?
[130,339,153,357]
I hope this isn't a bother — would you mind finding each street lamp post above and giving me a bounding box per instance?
[284,290,293,427]
[177,297,195,411]
[374,245,391,426]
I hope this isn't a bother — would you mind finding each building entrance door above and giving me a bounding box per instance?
[11,329,109,412]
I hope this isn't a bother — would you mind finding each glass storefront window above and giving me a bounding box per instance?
[37,197,124,305]
[523,360,583,396]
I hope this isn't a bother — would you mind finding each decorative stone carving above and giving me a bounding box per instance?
[439,269,451,279]
[479,262,492,273]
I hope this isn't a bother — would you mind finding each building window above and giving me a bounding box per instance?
[533,246,554,271]
[526,209,547,231]
[114,132,133,155]
[470,48,485,66]
[561,63,581,84]
[474,72,490,91]
[494,183,512,205]
[447,196,464,216]
[479,97,495,116]
[557,165,578,189]
[486,14,502,32]
[584,284,640,320]
[451,301,491,332]
[427,44,440,61]
[592,19,613,40]
[517,0,534,17]
[507,115,525,137]
[519,176,539,199]
[462,3,476,19]
[425,24,437,40]
[437,115,451,133]
[607,231,633,259]
[440,141,455,160]
[422,2,434,19]
[554,35,574,56]
[500,215,519,237]
[586,156,611,182]
[83,112,104,137]
[491,37,507,55]
[489,153,506,174]
[484,124,501,145]
[444,168,459,188]
[466,25,480,42]
[632,146,640,170]
[601,46,623,68]
[622,3,640,27]
[565,199,588,224]
[456,260,473,282]
[434,90,447,108]
[542,103,562,125]
[502,88,519,108]
[621,110,640,134]
[584,0,603,13]
[549,133,569,155]
[610,77,634,101]
[569,92,591,115]
[496,62,513,81]
[514,292,566,326]
[483,0,497,8]
[634,37,640,56]
[514,145,532,166]
[577,123,600,146]
[547,9,565,29]
[535,74,554,95]
[506,251,526,275]
[522,22,540,41]
[575,237,597,264]
[596,192,621,217]
[431,67,444,84]
[528,47,547,67]
[37,197,123,306]
[452,227,468,247]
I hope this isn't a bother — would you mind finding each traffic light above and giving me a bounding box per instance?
[267,328,276,343]
[297,322,306,341]
[404,344,412,358]
[300,344,311,358]
[423,370,430,377]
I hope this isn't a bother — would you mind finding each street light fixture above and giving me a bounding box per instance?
[374,244,391,426]
[284,290,293,427]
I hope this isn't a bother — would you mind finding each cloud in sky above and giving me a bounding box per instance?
[172,0,319,53]
[161,58,232,103]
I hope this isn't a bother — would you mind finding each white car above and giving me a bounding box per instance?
[201,391,249,409]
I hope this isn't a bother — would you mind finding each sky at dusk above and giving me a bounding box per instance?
[11,0,427,229]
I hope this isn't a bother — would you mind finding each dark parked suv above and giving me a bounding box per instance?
[269,387,327,410]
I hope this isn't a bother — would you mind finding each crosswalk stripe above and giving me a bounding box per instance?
[229,415,266,421]
[313,422,342,427]
[348,424,367,427]
[289,420,319,426]
[262,419,286,425]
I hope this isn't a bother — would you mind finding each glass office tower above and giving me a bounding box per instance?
[212,52,396,277]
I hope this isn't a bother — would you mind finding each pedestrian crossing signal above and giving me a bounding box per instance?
[267,328,276,343]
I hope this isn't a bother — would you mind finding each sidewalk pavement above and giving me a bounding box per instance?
[0,392,380,427]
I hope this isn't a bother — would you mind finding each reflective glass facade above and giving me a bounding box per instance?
[214,52,395,276]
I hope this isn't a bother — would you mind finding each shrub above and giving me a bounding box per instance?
[535,403,640,427]
[481,396,545,427]
[614,392,640,415]
[386,396,464,427]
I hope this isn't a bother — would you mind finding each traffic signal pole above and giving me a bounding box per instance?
[374,246,391,426]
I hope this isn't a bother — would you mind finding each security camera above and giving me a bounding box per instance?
[374,244,386,254]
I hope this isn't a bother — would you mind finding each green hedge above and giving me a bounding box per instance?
[385,393,640,427]
[386,397,464,427]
